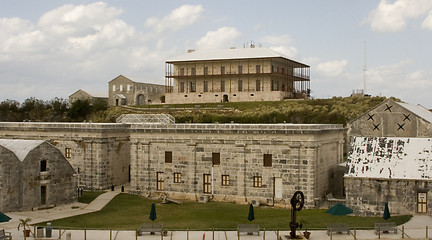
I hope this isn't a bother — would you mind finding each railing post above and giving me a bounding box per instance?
[84,227,87,240]
[426,225,428,238]
[378,226,380,239]
[263,227,265,240]
[212,228,214,240]
[237,229,240,240]
[402,225,404,238]
[187,228,189,240]
[330,228,332,240]
[110,229,112,240]
[354,227,356,240]
[136,228,138,240]
[276,229,279,240]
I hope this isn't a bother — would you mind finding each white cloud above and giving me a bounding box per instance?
[270,46,298,59]
[316,60,348,77]
[196,26,241,49]
[422,11,432,30]
[261,35,291,45]
[367,0,432,32]
[145,5,204,33]
[0,2,174,101]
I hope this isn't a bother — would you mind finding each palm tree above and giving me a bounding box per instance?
[17,218,32,239]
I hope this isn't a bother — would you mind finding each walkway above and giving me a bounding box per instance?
[1,188,432,240]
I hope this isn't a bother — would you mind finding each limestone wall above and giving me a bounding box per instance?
[0,123,130,190]
[348,99,432,138]
[0,122,344,205]
[0,146,21,211]
[345,177,432,216]
[129,123,345,208]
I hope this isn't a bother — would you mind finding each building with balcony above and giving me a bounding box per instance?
[165,48,310,104]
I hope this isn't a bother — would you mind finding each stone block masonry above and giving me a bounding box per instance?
[0,123,130,190]
[0,122,345,208]
[128,123,345,208]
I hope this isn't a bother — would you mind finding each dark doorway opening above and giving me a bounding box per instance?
[223,94,229,103]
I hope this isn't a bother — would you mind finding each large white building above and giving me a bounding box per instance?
[165,47,310,104]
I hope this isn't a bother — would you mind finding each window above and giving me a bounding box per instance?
[165,151,172,163]
[212,152,220,166]
[127,85,131,91]
[180,68,185,76]
[65,148,71,158]
[204,67,208,75]
[191,68,196,76]
[41,185,47,205]
[180,82,185,93]
[238,80,243,92]
[203,174,211,193]
[174,173,181,183]
[221,66,225,75]
[238,65,243,74]
[112,85,116,91]
[120,85,123,91]
[264,154,272,167]
[204,81,208,92]
[222,175,230,186]
[221,81,225,92]
[157,172,164,190]
[256,80,261,91]
[190,81,196,92]
[40,160,47,172]
[253,176,262,187]
[256,65,261,73]
[272,80,279,91]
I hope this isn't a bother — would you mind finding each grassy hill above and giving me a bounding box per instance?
[93,96,389,125]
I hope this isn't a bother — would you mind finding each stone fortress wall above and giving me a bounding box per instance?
[0,122,345,208]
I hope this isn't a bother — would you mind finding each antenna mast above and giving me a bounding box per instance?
[363,41,367,95]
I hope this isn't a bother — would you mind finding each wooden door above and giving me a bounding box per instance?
[417,192,427,213]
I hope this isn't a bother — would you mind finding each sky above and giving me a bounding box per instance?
[1,0,431,107]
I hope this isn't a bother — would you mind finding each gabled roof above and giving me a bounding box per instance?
[167,48,308,67]
[114,94,126,99]
[0,139,45,162]
[345,136,432,180]
[397,102,432,123]
[349,99,432,124]
[109,74,164,86]
[70,89,107,98]
[109,74,134,84]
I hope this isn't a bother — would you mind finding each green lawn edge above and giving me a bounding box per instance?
[44,194,412,230]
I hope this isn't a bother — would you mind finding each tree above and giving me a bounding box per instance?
[0,99,21,121]
[47,98,69,121]
[67,99,92,122]
[20,97,50,121]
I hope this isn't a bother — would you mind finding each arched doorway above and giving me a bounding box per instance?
[137,94,146,105]
[223,94,229,103]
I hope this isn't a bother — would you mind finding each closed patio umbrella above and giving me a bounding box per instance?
[383,202,390,220]
[0,212,11,222]
[149,203,157,221]
[248,204,255,221]
[326,203,353,215]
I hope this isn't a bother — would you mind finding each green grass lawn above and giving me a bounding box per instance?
[78,191,106,204]
[46,194,412,230]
